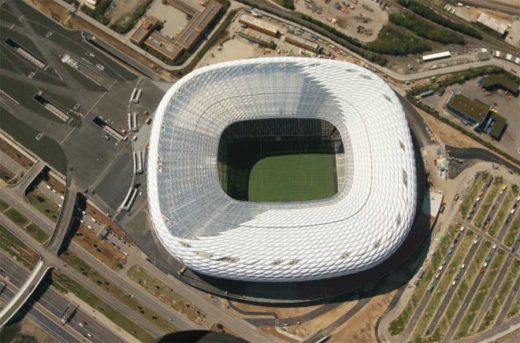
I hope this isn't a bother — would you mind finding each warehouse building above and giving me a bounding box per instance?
[239,14,280,37]
[447,93,490,126]
[285,33,320,53]
[238,29,276,49]
[480,75,520,96]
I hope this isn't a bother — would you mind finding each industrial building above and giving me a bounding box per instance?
[480,75,520,96]
[130,16,161,45]
[237,29,276,49]
[147,58,417,282]
[239,14,280,37]
[144,32,183,62]
[133,1,223,63]
[446,93,508,141]
[422,51,451,62]
[447,93,490,125]
[284,33,320,53]
[477,13,509,36]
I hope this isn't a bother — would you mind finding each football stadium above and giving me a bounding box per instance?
[148,58,417,282]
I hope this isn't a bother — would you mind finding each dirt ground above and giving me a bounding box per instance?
[420,108,483,149]
[106,0,148,24]
[294,0,388,43]
[228,299,323,319]
[286,300,358,338]
[329,292,394,343]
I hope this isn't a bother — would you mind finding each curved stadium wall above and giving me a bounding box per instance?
[147,57,417,282]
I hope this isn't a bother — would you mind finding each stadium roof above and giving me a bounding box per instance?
[148,58,417,282]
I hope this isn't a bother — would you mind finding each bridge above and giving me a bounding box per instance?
[0,260,52,328]
[15,160,46,197]
[0,175,79,325]
[46,178,79,255]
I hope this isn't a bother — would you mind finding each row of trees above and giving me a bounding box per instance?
[397,0,483,39]
[390,12,465,45]
[366,26,431,55]
[81,0,111,25]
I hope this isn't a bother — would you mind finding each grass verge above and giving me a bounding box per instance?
[61,251,176,332]
[0,224,38,269]
[127,265,205,324]
[50,269,155,343]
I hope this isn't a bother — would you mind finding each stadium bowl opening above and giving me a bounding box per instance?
[148,57,417,283]
[217,118,346,203]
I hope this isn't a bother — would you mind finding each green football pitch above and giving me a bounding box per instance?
[248,154,337,202]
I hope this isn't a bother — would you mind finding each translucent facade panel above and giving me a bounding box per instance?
[148,58,417,282]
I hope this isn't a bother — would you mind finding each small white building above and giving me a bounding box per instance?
[422,51,451,62]
[477,13,509,36]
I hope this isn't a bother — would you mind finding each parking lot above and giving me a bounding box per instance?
[389,169,520,342]
[421,78,520,158]
[0,1,165,212]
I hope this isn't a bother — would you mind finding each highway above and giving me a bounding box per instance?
[0,252,125,343]
[447,146,520,175]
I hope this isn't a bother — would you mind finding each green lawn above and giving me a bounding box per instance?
[24,223,49,243]
[0,224,38,269]
[0,199,9,212]
[4,207,29,227]
[61,251,176,333]
[127,265,204,324]
[248,154,336,202]
[50,270,155,343]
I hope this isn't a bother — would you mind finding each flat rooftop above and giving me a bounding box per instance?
[448,94,490,124]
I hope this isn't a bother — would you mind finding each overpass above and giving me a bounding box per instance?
[15,160,46,197]
[0,260,52,328]
[46,180,79,255]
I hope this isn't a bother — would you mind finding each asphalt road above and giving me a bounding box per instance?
[447,146,520,175]
[424,238,481,337]
[1,252,123,343]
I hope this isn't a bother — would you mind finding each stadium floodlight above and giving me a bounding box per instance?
[148,58,417,282]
